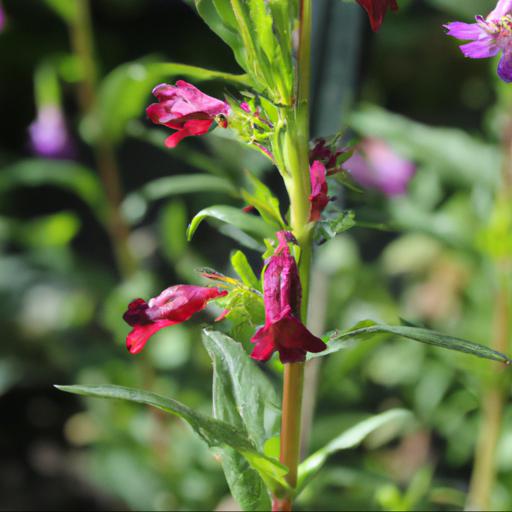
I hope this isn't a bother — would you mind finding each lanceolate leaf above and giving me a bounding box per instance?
[312,321,511,364]
[231,250,261,290]
[297,409,411,493]
[56,383,284,503]
[202,329,285,510]
[187,205,275,242]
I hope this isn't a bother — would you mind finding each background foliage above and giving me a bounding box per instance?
[1,0,510,510]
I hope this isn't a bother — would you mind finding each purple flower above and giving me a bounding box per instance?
[0,2,6,32]
[444,0,512,82]
[344,138,415,197]
[146,81,230,148]
[28,106,74,159]
[250,231,326,364]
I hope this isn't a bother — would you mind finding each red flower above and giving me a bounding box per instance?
[356,0,398,31]
[309,160,329,222]
[123,285,227,354]
[146,81,230,148]
[250,232,326,363]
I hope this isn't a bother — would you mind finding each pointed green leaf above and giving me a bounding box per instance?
[195,0,249,73]
[241,173,285,229]
[313,321,511,364]
[202,329,286,509]
[297,409,411,493]
[56,382,284,506]
[56,384,254,449]
[231,250,261,290]
[187,205,275,242]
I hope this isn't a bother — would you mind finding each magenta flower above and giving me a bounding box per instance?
[356,0,398,32]
[123,285,227,354]
[309,160,329,222]
[146,81,230,148]
[28,106,74,159]
[344,138,415,197]
[250,232,326,364]
[444,0,512,82]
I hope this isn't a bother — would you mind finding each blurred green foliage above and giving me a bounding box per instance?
[1,0,511,510]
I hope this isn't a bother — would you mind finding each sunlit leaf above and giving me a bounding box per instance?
[314,320,511,364]
[202,329,285,509]
[187,205,275,243]
[231,250,261,290]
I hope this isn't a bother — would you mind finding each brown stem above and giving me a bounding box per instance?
[69,0,136,278]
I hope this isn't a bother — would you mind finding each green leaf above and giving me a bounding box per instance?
[315,321,512,364]
[241,173,285,229]
[122,174,236,224]
[44,0,78,22]
[18,211,81,248]
[56,384,254,449]
[95,60,250,143]
[297,409,411,493]
[248,0,275,63]
[195,0,249,73]
[231,250,261,290]
[202,329,285,509]
[314,210,356,243]
[56,383,284,505]
[0,159,106,221]
[187,205,275,243]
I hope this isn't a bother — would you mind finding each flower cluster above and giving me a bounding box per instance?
[123,232,326,363]
[444,0,512,82]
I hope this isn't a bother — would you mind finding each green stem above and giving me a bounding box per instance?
[467,268,510,510]
[276,2,313,510]
[70,0,136,278]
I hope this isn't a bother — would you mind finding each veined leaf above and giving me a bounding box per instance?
[297,409,411,493]
[56,383,284,504]
[122,174,236,224]
[187,205,275,243]
[202,330,285,509]
[313,320,511,364]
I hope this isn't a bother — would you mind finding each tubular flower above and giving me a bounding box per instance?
[146,80,230,148]
[344,138,415,197]
[250,232,326,364]
[444,0,512,82]
[28,105,74,159]
[356,0,398,32]
[123,285,227,354]
[309,160,329,222]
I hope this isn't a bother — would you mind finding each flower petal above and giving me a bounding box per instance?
[443,21,483,40]
[459,38,499,58]
[498,50,512,82]
[309,160,329,222]
[164,120,213,148]
[126,319,178,354]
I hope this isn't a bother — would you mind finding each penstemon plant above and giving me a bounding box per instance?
[58,1,511,510]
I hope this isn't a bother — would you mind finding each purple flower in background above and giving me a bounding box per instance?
[0,1,6,32]
[344,138,415,197]
[444,0,512,82]
[28,106,74,159]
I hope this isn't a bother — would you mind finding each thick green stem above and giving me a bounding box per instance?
[70,0,136,278]
[275,2,313,510]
